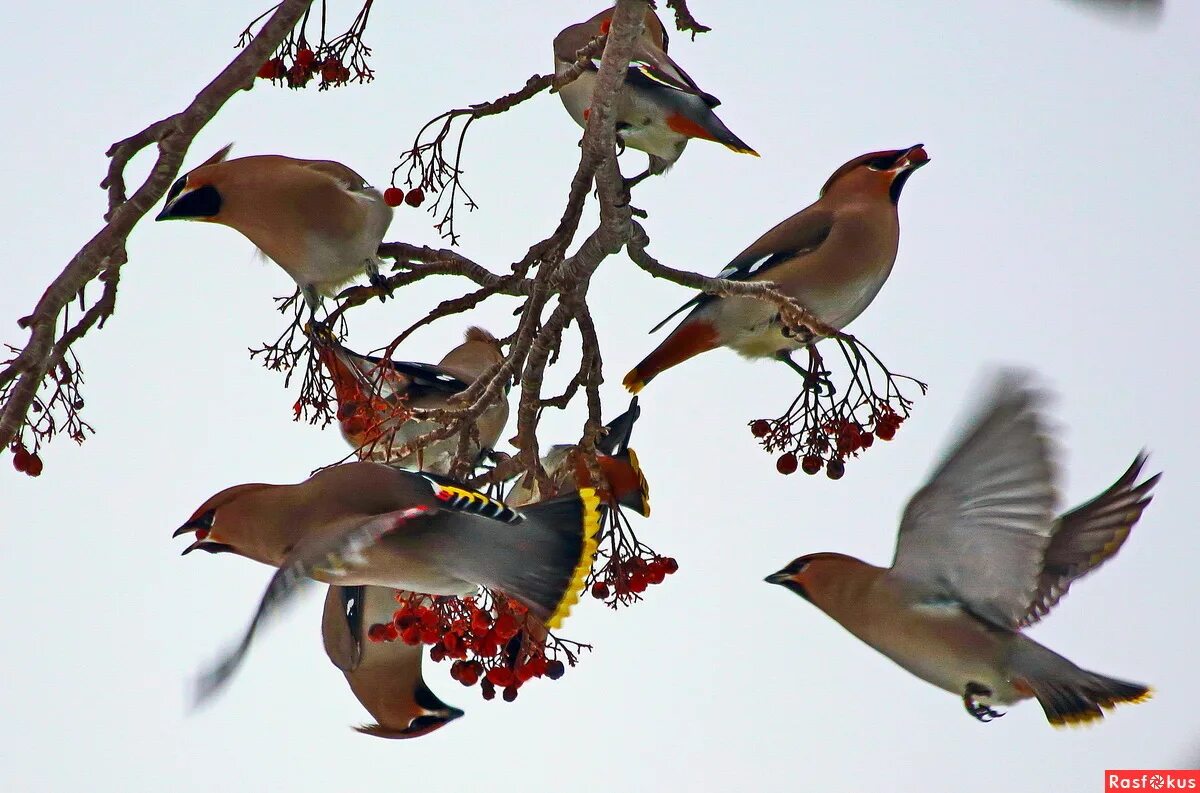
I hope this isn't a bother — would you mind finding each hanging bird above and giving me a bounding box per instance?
[507,397,650,516]
[175,463,599,703]
[766,372,1158,727]
[316,327,509,473]
[623,145,929,393]
[553,6,757,184]
[155,145,393,312]
[322,585,463,739]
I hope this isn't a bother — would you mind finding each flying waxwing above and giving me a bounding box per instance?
[507,397,650,516]
[316,327,509,473]
[155,146,393,311]
[323,585,463,739]
[553,6,757,183]
[766,373,1158,727]
[174,463,599,703]
[623,145,929,393]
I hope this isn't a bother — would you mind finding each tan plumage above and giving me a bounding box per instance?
[317,327,509,473]
[322,585,463,739]
[767,372,1158,726]
[554,7,756,180]
[175,463,600,703]
[156,146,393,310]
[624,145,929,392]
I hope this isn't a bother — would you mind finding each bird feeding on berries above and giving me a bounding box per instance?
[553,6,757,186]
[322,584,463,739]
[155,145,393,312]
[623,145,929,393]
[766,372,1157,727]
[174,463,599,704]
[316,327,509,474]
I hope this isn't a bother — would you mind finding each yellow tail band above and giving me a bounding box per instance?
[622,368,646,394]
[626,448,651,518]
[546,487,601,629]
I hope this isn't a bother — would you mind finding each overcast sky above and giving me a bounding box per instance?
[3,1,1199,790]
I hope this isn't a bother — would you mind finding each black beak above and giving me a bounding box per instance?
[764,570,791,586]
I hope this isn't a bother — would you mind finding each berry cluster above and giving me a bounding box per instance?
[368,591,585,703]
[750,339,924,479]
[241,1,376,91]
[257,49,353,89]
[9,441,43,477]
[586,506,678,608]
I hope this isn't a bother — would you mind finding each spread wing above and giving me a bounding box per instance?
[1021,454,1159,627]
[891,373,1059,629]
[648,208,835,334]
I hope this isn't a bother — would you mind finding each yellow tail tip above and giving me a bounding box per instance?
[626,447,651,518]
[726,144,760,157]
[622,369,645,394]
[545,487,601,630]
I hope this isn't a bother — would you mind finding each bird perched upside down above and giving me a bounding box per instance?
[322,584,463,739]
[767,372,1158,727]
[175,463,600,703]
[155,145,393,312]
[315,327,509,473]
[553,6,757,184]
[623,145,929,393]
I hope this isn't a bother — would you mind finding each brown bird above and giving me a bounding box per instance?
[156,145,393,311]
[322,585,463,739]
[624,145,929,393]
[767,373,1158,726]
[316,327,509,472]
[175,463,599,703]
[554,6,757,184]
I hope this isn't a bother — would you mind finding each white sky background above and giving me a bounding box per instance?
[2,1,1198,790]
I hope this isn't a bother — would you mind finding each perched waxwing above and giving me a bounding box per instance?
[175,463,599,702]
[766,373,1158,727]
[322,585,463,739]
[316,327,509,473]
[155,145,393,311]
[507,397,650,516]
[553,6,757,182]
[623,145,929,393]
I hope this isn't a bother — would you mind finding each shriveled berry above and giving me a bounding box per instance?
[320,58,342,82]
[545,660,566,680]
[296,48,316,67]
[383,187,404,206]
[502,686,519,702]
[480,680,496,700]
[750,419,770,438]
[404,187,425,207]
[826,459,845,480]
[257,58,284,79]
[801,455,822,475]
[590,581,610,600]
[776,452,798,475]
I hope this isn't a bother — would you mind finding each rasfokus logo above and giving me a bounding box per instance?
[1107,771,1200,790]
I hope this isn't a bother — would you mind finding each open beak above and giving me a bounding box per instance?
[899,143,929,170]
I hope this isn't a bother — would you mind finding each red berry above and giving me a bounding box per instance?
[443,633,460,655]
[459,669,479,687]
[382,623,400,642]
[647,567,666,585]
[420,628,440,645]
[662,557,679,574]
[404,187,425,207]
[419,609,440,630]
[296,48,316,67]
[801,455,822,475]
[826,459,846,480]
[493,612,520,640]
[514,663,535,683]
[486,667,515,688]
[429,645,446,663]
[367,624,388,643]
[502,686,519,702]
[859,433,875,449]
[545,660,566,680]
[590,581,610,600]
[12,445,30,473]
[383,187,404,206]
[320,58,342,82]
[470,612,492,634]
[480,680,496,699]
[628,573,648,593]
[449,660,464,681]
[400,625,421,645]
[875,423,896,441]
[750,419,770,438]
[776,452,798,475]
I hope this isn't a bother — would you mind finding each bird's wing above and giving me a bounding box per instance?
[321,585,365,672]
[1021,454,1159,627]
[648,208,835,334]
[336,344,471,399]
[300,159,371,191]
[891,373,1059,629]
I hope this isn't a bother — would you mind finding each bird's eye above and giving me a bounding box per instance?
[193,509,216,529]
[866,156,898,171]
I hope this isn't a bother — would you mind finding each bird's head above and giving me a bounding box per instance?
[765,552,861,603]
[173,482,272,559]
[820,144,929,205]
[155,144,233,222]
[353,678,465,740]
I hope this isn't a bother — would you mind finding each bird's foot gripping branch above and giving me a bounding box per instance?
[371,591,587,703]
[750,336,927,479]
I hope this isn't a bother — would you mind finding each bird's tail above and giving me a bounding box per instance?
[597,449,651,517]
[665,109,758,157]
[623,320,720,393]
[1021,668,1151,727]
[469,489,601,629]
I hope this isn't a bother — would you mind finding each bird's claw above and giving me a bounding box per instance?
[962,683,1004,723]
